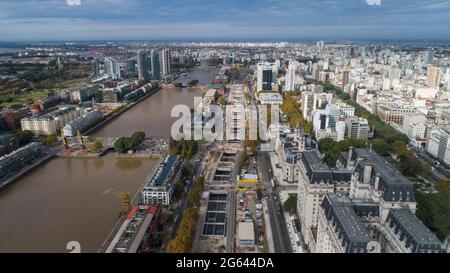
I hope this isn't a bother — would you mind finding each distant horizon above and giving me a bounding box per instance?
[1,38,450,45]
[0,0,449,42]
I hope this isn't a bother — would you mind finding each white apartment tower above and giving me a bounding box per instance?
[285,62,296,92]
[161,49,171,75]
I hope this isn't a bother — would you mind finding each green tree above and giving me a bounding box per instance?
[168,138,199,159]
[130,131,145,148]
[415,180,450,240]
[166,208,200,253]
[398,155,422,177]
[172,181,185,200]
[283,193,297,214]
[318,138,369,167]
[318,138,335,153]
[187,176,205,207]
[42,134,57,147]
[14,130,34,146]
[281,95,312,134]
[113,137,127,153]
[371,138,389,156]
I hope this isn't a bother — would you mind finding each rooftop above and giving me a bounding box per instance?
[238,222,255,241]
[144,156,178,187]
[323,193,373,244]
[388,209,441,246]
[258,92,283,101]
[353,148,415,202]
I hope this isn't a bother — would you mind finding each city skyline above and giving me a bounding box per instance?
[0,0,450,41]
[1,0,450,258]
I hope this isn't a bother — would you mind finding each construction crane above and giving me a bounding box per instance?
[76,129,86,153]
[102,188,131,212]
[61,130,70,153]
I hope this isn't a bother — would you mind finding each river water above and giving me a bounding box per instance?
[0,67,216,253]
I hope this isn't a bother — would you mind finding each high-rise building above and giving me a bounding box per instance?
[127,58,136,74]
[342,70,349,89]
[285,62,296,92]
[91,58,100,78]
[345,116,369,140]
[151,50,161,80]
[312,109,329,134]
[437,127,450,166]
[104,57,121,80]
[325,104,341,129]
[424,50,434,65]
[256,62,278,92]
[317,41,325,51]
[137,51,152,81]
[427,66,441,88]
[160,49,171,76]
[335,116,346,142]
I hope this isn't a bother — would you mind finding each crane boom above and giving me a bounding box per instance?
[61,130,68,146]
[76,129,85,146]
[102,188,131,212]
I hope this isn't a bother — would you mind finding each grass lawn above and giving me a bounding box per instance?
[0,90,49,108]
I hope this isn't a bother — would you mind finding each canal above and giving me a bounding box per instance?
[0,67,217,253]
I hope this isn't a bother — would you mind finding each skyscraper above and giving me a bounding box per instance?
[317,41,325,51]
[90,58,100,78]
[427,66,441,88]
[137,51,151,81]
[256,62,277,92]
[160,49,171,76]
[424,50,434,65]
[104,57,121,79]
[342,70,349,89]
[151,50,161,80]
[285,62,296,92]
[127,58,136,74]
[437,128,450,166]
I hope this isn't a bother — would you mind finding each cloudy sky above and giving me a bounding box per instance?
[0,0,449,41]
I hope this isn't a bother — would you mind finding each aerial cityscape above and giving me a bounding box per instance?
[0,0,450,259]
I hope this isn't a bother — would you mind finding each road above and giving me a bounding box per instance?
[411,147,450,180]
[169,144,207,241]
[225,189,236,253]
[245,79,292,253]
[256,150,293,253]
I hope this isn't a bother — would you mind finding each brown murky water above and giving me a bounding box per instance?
[0,67,216,253]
